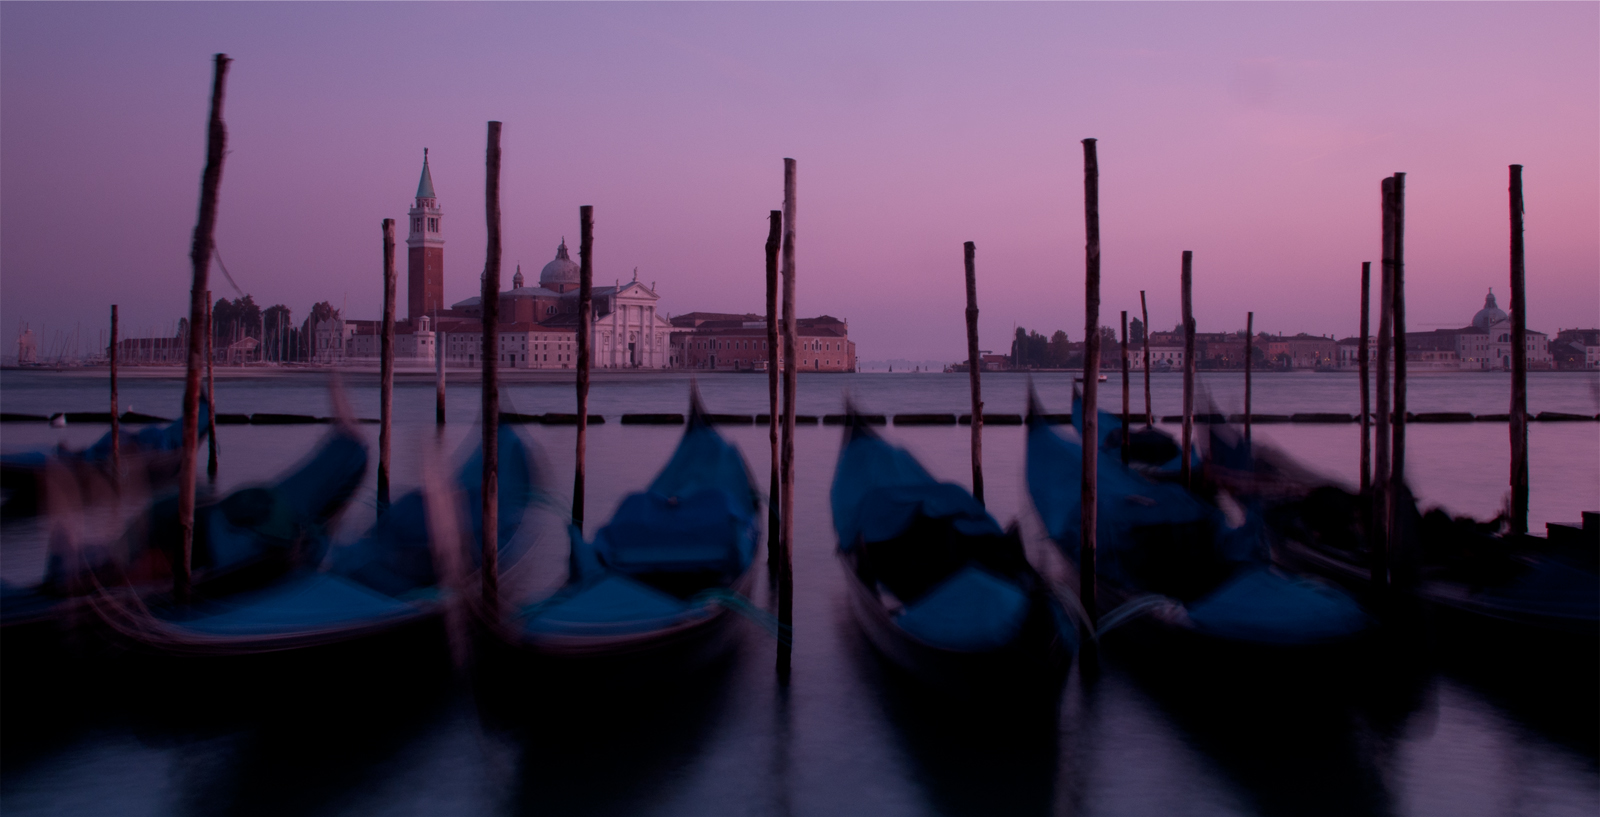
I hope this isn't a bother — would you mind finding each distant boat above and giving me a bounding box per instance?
[1072,374,1109,382]
[831,409,1075,700]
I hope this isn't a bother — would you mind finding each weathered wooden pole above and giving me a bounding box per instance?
[177,54,230,601]
[480,121,502,611]
[766,210,782,571]
[436,320,446,427]
[1140,290,1152,425]
[1180,250,1195,490]
[378,218,397,511]
[110,305,120,479]
[1389,173,1408,559]
[1244,312,1254,444]
[1080,138,1101,630]
[1359,262,1372,501]
[1508,164,1529,535]
[778,158,797,681]
[964,241,985,506]
[573,206,594,529]
[205,292,218,480]
[1373,176,1395,595]
[1120,310,1130,462]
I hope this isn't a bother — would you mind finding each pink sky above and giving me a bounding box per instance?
[3,2,1596,360]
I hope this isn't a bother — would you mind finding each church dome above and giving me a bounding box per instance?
[540,240,579,287]
[1472,289,1508,330]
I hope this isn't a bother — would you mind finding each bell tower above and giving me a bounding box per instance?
[407,149,445,323]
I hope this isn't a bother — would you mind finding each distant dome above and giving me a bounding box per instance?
[540,240,579,287]
[1472,289,1508,330]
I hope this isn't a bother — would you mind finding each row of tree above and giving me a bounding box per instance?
[206,296,341,363]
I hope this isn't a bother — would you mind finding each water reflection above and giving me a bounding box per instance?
[840,608,1060,817]
[502,647,742,817]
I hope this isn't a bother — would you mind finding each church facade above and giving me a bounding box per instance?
[337,154,673,368]
[1334,290,1552,371]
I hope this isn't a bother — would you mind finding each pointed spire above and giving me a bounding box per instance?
[1485,288,1496,308]
[416,148,436,200]
[555,239,570,260]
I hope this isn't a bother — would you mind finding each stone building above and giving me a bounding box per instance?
[672,315,856,372]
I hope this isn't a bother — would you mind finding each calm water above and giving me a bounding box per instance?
[2,369,1597,816]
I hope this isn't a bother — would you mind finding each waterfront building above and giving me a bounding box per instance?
[1551,329,1600,370]
[450,247,672,369]
[674,315,856,371]
[1262,334,1338,369]
[16,327,36,364]
[347,315,439,364]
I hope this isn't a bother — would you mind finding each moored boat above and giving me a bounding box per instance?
[1025,388,1370,686]
[832,412,1075,701]
[479,391,762,699]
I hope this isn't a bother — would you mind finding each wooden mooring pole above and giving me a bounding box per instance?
[480,121,502,612]
[178,54,230,602]
[1373,176,1395,595]
[1180,251,1195,490]
[778,158,798,681]
[110,305,120,480]
[1359,262,1372,501]
[436,321,446,428]
[205,291,218,481]
[766,211,782,572]
[964,241,985,506]
[574,206,594,530]
[1389,173,1408,563]
[378,218,397,512]
[1508,164,1529,535]
[1080,138,1102,633]
[1140,290,1152,425]
[1244,312,1254,444]
[1120,310,1130,463]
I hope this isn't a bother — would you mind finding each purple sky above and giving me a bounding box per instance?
[3,2,1596,360]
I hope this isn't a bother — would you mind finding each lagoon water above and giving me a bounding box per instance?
[2,368,1597,816]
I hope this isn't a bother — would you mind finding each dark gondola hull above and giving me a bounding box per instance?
[840,553,1071,703]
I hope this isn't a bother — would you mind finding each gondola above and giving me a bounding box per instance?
[1241,425,1600,677]
[1025,388,1369,683]
[92,421,536,662]
[0,397,211,518]
[481,391,761,695]
[831,412,1075,700]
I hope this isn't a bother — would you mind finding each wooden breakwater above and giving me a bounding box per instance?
[5,410,1594,427]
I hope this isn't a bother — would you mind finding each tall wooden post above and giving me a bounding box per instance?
[964,241,985,506]
[480,121,502,611]
[1359,262,1372,501]
[177,54,230,601]
[778,158,798,681]
[1180,251,1195,490]
[1508,164,1529,535]
[1120,310,1130,462]
[436,320,446,427]
[1244,312,1254,444]
[766,210,782,571]
[574,206,594,529]
[1389,173,1408,559]
[1080,138,1101,630]
[110,305,120,479]
[205,292,218,480]
[1374,177,1395,594]
[378,218,397,511]
[1140,290,1152,425]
